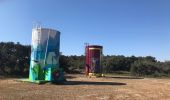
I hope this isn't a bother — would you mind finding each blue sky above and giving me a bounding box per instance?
[0,0,170,61]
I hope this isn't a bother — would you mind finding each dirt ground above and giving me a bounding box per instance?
[1,74,170,100]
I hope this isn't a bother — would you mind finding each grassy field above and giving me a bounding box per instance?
[1,74,170,100]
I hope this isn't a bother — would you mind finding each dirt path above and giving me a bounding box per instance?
[1,74,170,100]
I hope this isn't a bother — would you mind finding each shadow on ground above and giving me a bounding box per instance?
[52,81,126,86]
[105,76,144,79]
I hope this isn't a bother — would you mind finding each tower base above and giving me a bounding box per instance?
[29,67,65,84]
[15,79,49,84]
[88,73,105,78]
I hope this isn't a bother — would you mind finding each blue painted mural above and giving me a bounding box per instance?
[29,28,64,82]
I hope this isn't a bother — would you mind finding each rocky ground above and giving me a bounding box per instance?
[1,74,170,100]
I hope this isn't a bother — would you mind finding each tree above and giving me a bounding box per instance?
[130,59,159,77]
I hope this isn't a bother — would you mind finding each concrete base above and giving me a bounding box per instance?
[16,78,66,84]
[15,79,49,84]
[88,73,105,78]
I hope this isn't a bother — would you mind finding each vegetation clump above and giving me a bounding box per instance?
[1,42,170,78]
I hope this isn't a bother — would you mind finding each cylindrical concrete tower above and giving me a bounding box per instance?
[29,27,64,82]
[85,45,103,76]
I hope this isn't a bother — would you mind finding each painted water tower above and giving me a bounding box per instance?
[29,26,64,83]
[85,44,103,76]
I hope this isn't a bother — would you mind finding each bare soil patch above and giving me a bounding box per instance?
[0,74,170,100]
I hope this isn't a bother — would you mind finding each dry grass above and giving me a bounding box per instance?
[1,74,170,100]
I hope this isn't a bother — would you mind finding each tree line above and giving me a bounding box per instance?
[0,42,30,76]
[1,42,170,77]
